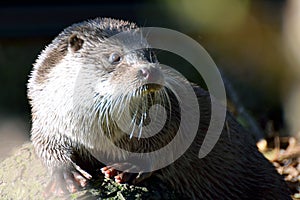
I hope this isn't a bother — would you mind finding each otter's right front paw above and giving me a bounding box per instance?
[45,167,92,197]
[101,163,152,184]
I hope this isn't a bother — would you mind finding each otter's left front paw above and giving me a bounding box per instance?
[45,166,92,197]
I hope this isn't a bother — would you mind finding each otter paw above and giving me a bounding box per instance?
[45,168,91,197]
[101,163,152,184]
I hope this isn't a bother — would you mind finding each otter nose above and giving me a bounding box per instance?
[139,67,164,85]
[140,68,150,79]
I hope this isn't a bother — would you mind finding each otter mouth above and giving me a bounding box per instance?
[141,83,163,95]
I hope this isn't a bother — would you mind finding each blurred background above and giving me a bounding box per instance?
[0,0,299,160]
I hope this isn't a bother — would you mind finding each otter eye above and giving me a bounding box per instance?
[108,52,122,64]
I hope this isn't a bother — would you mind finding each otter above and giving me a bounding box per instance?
[27,17,291,199]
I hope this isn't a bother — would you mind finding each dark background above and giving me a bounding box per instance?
[0,0,296,159]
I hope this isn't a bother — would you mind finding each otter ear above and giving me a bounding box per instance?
[68,34,84,52]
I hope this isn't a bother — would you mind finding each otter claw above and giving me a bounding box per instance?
[101,163,152,184]
[101,166,118,179]
[44,168,90,197]
[72,171,88,187]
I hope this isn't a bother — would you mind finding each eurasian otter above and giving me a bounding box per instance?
[27,17,291,199]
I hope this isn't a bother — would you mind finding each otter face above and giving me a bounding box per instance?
[86,33,169,139]
[62,25,166,99]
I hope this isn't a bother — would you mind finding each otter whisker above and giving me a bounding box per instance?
[130,89,142,139]
[164,77,185,105]
[137,111,145,140]
[160,87,172,122]
[129,114,137,139]
[115,94,128,122]
[129,97,140,139]
[104,106,112,139]
[117,90,135,139]
[139,95,149,139]
[125,94,137,139]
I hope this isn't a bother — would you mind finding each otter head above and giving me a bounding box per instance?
[28,18,169,141]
